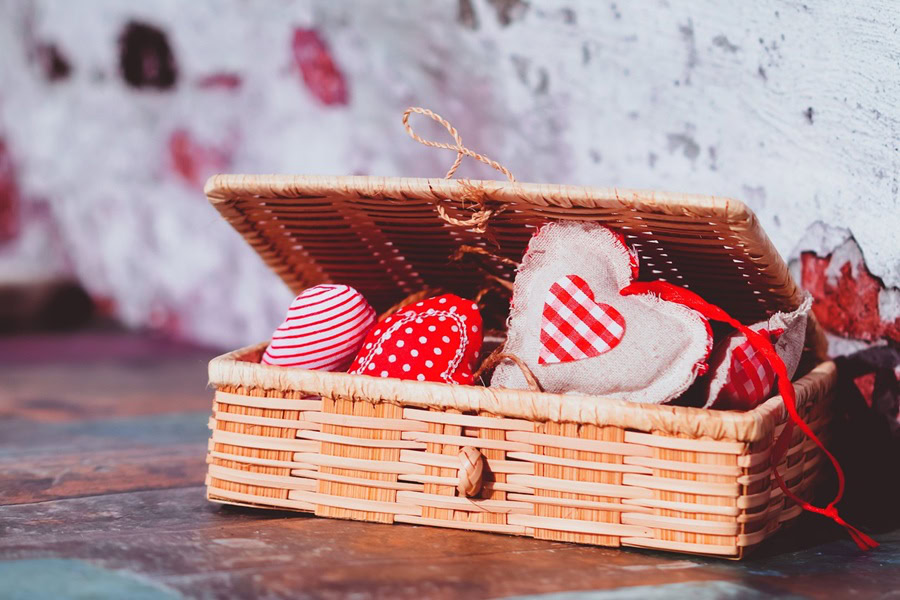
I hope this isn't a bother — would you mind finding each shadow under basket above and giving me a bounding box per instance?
[203,174,836,559]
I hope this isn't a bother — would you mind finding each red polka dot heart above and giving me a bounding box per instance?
[349,294,483,385]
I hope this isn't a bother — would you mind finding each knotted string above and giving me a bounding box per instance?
[403,107,516,182]
[621,281,878,551]
[403,107,515,233]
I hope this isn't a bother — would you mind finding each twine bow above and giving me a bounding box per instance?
[403,107,515,233]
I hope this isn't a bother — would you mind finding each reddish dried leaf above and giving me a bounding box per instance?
[801,251,899,343]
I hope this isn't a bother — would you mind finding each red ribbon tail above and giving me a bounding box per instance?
[622,280,878,551]
[831,510,880,550]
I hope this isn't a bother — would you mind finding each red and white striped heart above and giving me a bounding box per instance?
[262,284,376,370]
[539,274,626,365]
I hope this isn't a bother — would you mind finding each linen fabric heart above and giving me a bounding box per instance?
[611,230,641,279]
[349,294,483,384]
[262,284,376,370]
[703,294,812,410]
[491,221,713,404]
[539,274,626,364]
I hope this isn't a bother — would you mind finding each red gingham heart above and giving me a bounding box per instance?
[714,328,783,410]
[539,274,626,365]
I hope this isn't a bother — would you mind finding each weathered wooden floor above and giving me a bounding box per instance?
[1,332,897,600]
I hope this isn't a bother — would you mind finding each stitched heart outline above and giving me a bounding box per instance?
[539,274,626,365]
[348,294,483,385]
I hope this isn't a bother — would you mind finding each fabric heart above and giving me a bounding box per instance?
[349,294,483,384]
[703,293,812,410]
[491,221,713,404]
[539,274,626,364]
[262,284,376,370]
[611,230,641,279]
[715,329,781,410]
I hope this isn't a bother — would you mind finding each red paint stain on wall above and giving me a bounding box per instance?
[197,73,243,90]
[0,138,20,242]
[801,251,900,343]
[291,29,349,106]
[148,300,182,338]
[168,129,232,186]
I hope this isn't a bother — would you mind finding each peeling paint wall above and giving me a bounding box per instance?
[0,0,896,349]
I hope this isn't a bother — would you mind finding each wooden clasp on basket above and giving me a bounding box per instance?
[457,446,485,497]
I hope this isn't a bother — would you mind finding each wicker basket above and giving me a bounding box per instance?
[203,172,838,559]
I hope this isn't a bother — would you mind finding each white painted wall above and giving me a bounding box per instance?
[0,0,896,347]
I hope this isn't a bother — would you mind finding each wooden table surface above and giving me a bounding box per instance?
[1,332,897,600]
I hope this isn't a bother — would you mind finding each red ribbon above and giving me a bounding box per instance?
[621,280,878,551]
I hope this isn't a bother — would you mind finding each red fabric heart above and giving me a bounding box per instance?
[349,294,483,384]
[539,274,626,364]
[492,222,713,404]
[712,328,783,410]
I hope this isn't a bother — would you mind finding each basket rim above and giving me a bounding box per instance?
[208,342,835,444]
[204,174,752,218]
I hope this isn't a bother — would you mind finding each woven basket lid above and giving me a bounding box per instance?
[205,174,804,324]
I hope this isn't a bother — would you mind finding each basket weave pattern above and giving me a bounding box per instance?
[204,175,806,323]
[207,343,834,559]
[204,174,834,559]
